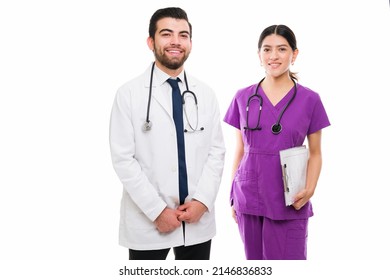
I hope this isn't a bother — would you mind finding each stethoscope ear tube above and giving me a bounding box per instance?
[143,62,155,132]
[245,78,297,134]
[271,80,297,135]
[143,62,203,133]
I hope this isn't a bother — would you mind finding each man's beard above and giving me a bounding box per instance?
[154,48,189,70]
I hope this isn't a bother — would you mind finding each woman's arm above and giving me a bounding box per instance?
[231,129,244,222]
[293,130,323,210]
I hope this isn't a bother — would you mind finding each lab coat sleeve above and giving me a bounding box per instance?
[109,86,166,222]
[192,94,225,210]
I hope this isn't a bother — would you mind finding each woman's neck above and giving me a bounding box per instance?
[261,74,295,105]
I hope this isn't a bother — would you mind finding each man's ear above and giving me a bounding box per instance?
[147,37,154,51]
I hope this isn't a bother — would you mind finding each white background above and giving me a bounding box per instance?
[1,0,389,278]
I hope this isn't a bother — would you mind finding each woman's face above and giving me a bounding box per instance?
[258,34,298,79]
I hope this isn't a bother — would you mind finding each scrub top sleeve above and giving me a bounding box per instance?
[223,95,241,130]
[307,96,331,135]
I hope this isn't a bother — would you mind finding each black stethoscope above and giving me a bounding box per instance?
[143,62,204,133]
[244,77,297,134]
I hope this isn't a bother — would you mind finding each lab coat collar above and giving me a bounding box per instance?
[142,62,187,119]
[143,62,187,87]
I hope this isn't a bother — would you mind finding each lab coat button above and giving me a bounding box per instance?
[171,166,177,172]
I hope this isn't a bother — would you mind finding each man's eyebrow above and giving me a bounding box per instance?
[159,29,190,35]
[159,28,173,34]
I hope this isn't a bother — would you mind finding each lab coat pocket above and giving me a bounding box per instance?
[233,170,259,210]
[184,140,209,195]
[194,145,209,182]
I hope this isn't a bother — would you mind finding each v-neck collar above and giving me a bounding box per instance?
[259,83,297,111]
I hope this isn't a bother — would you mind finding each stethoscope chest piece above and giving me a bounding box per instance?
[271,123,282,134]
[142,121,152,132]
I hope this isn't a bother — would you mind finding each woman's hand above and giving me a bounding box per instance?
[292,188,314,210]
[232,207,238,223]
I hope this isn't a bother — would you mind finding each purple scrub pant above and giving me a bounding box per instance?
[236,211,308,260]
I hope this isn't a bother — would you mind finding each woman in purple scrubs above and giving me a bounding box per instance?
[224,25,330,260]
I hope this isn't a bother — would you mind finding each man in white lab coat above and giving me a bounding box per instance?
[109,7,225,260]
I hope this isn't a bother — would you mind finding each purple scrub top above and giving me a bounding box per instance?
[224,83,330,220]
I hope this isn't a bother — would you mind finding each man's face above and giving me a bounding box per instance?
[147,17,192,72]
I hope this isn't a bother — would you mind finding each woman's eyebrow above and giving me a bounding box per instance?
[262,44,289,48]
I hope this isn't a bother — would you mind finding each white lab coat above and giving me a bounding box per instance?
[109,64,225,250]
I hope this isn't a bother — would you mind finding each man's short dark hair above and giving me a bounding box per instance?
[149,7,192,39]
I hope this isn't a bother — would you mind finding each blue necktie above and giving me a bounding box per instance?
[167,78,188,205]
